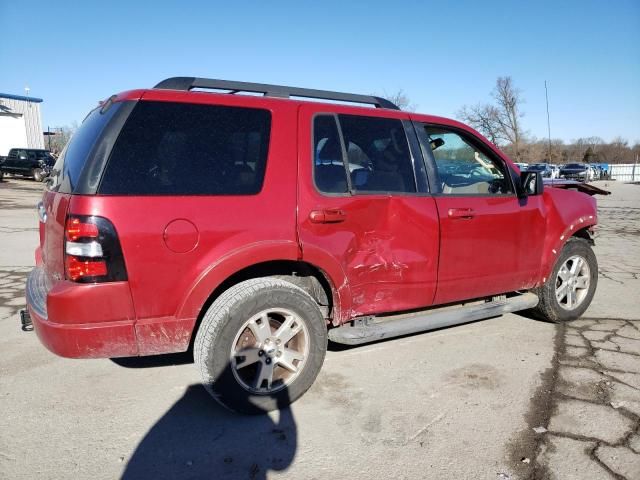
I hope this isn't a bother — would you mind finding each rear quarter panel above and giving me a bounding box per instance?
[68,95,300,354]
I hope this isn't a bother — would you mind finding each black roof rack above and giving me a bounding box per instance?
[153,77,400,110]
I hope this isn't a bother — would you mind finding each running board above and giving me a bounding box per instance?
[328,293,539,345]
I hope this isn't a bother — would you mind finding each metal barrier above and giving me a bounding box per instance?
[610,164,640,182]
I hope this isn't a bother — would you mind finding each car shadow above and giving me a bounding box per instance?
[122,384,297,480]
[110,351,194,368]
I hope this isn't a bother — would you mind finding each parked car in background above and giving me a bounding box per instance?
[514,162,529,171]
[527,163,554,178]
[593,164,609,180]
[560,163,589,182]
[25,77,602,413]
[0,148,56,181]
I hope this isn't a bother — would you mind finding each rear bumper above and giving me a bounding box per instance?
[26,267,138,358]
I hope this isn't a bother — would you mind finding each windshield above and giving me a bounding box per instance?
[564,163,585,169]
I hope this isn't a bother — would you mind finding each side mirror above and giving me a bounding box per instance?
[520,171,544,197]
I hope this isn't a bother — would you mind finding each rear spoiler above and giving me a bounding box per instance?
[544,179,611,196]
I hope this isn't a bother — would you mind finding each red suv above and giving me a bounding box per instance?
[26,77,599,413]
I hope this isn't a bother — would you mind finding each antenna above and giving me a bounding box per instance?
[545,80,552,162]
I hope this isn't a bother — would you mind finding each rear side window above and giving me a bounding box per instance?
[313,114,416,194]
[99,101,271,195]
[49,104,122,193]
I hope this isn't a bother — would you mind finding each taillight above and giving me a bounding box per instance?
[66,218,99,241]
[64,215,127,283]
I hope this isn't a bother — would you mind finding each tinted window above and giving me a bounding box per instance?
[313,115,348,194]
[339,115,416,193]
[312,114,417,195]
[49,103,122,193]
[99,101,271,195]
[426,127,513,195]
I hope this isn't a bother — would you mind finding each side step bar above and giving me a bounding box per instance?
[328,293,539,345]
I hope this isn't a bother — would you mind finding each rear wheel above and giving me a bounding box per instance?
[533,237,598,322]
[194,278,327,414]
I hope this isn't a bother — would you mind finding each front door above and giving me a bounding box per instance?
[297,106,440,320]
[414,122,545,304]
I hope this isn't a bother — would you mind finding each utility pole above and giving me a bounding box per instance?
[545,80,552,163]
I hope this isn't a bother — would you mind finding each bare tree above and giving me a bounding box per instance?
[376,89,417,111]
[492,76,525,160]
[458,76,526,159]
[45,123,78,156]
[457,103,503,145]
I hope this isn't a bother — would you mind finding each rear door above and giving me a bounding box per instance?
[297,105,440,319]
[413,120,545,304]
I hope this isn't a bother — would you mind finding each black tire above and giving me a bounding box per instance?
[532,237,598,322]
[32,168,44,182]
[194,277,327,414]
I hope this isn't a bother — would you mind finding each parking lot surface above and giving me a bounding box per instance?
[1,178,638,479]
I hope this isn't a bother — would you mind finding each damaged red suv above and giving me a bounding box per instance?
[26,77,600,413]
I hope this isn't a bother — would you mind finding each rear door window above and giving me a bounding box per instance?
[99,101,271,195]
[313,115,349,194]
[339,115,416,193]
[312,114,417,195]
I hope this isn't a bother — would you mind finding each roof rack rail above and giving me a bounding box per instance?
[153,77,400,110]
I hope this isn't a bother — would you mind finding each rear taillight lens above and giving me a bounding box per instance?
[64,215,127,283]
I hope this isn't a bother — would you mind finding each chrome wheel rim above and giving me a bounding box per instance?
[555,255,590,310]
[230,308,309,394]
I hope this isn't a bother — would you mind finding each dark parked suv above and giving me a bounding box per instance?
[25,77,601,413]
[1,148,55,181]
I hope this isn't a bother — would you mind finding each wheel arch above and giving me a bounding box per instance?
[538,187,598,283]
[540,224,596,282]
[180,258,347,350]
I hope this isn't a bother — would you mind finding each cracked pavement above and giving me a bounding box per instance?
[538,319,640,479]
[0,178,638,480]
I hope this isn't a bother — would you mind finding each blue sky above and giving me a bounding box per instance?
[1,0,638,144]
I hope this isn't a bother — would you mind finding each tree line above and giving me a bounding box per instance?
[457,76,639,165]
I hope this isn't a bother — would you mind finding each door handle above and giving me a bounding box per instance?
[309,209,347,224]
[448,208,475,219]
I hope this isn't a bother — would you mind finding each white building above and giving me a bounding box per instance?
[0,93,45,156]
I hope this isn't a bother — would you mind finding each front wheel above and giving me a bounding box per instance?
[194,278,327,414]
[532,237,598,322]
[32,168,44,182]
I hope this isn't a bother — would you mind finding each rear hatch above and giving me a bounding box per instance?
[39,98,136,289]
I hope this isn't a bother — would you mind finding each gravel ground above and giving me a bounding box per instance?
[0,178,638,480]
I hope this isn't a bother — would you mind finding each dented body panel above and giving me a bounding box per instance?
[297,104,440,320]
[539,187,597,281]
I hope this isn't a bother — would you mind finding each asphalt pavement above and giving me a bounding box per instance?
[0,178,638,480]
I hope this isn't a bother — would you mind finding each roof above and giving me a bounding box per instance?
[0,93,43,103]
